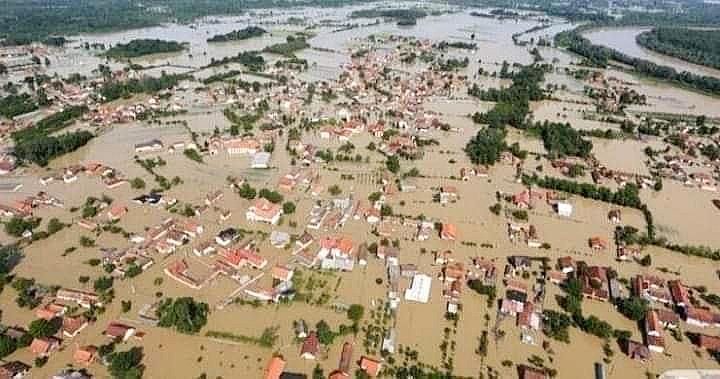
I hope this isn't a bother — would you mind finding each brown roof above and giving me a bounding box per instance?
[300,331,319,356]
[520,365,547,379]
[698,334,720,351]
[73,345,97,366]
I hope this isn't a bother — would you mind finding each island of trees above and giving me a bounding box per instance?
[349,8,427,20]
[207,26,267,43]
[636,27,720,70]
[104,39,186,59]
[263,35,310,57]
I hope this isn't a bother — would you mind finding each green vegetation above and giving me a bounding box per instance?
[207,51,265,71]
[183,149,203,163]
[14,130,94,167]
[282,201,296,214]
[237,183,257,199]
[109,347,144,379]
[350,8,427,21]
[28,318,60,338]
[0,93,37,118]
[467,279,497,307]
[12,277,42,308]
[637,27,720,70]
[263,35,310,57]
[99,73,190,102]
[4,217,40,237]
[207,26,266,42]
[130,178,146,189]
[0,0,367,43]
[556,28,720,96]
[205,327,279,348]
[156,297,209,334]
[202,70,241,85]
[435,41,477,50]
[386,155,401,173]
[531,121,593,158]
[104,39,185,59]
[523,174,642,209]
[0,335,17,359]
[94,276,114,292]
[468,64,547,128]
[12,105,87,144]
[259,189,283,204]
[465,128,507,165]
[616,296,649,321]
[543,309,572,342]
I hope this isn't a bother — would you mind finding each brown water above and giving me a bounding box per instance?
[5,4,720,379]
[584,27,720,79]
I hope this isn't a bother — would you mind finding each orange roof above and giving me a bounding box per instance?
[264,356,286,379]
[271,265,292,281]
[251,198,282,219]
[30,337,56,355]
[360,356,382,376]
[441,223,457,238]
[74,345,97,366]
[108,205,128,218]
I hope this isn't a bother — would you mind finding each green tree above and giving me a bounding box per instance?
[28,318,60,338]
[237,183,257,199]
[109,347,144,379]
[282,202,296,214]
[156,297,209,334]
[386,156,400,174]
[465,128,507,165]
[315,320,335,345]
[94,276,114,292]
[616,296,649,321]
[0,335,17,358]
[347,304,364,323]
[259,189,283,204]
[4,217,40,237]
[130,178,146,189]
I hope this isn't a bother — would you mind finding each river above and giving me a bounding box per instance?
[584,26,720,79]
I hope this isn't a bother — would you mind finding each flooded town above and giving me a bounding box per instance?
[2,1,720,379]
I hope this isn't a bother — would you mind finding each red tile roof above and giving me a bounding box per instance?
[264,356,286,379]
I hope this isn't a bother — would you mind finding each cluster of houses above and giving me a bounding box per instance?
[0,287,142,372]
[263,342,383,379]
[39,161,128,189]
[0,191,63,224]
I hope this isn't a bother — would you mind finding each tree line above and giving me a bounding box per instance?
[99,73,191,102]
[636,27,720,70]
[555,28,720,96]
[104,39,186,59]
[207,26,267,43]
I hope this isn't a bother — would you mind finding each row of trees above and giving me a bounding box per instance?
[12,105,87,144]
[556,28,720,96]
[0,94,38,118]
[99,73,190,102]
[523,174,643,209]
[637,27,720,70]
[207,26,266,42]
[14,130,94,166]
[207,51,266,71]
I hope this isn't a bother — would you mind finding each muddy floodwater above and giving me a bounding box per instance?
[4,3,720,379]
[584,27,720,79]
